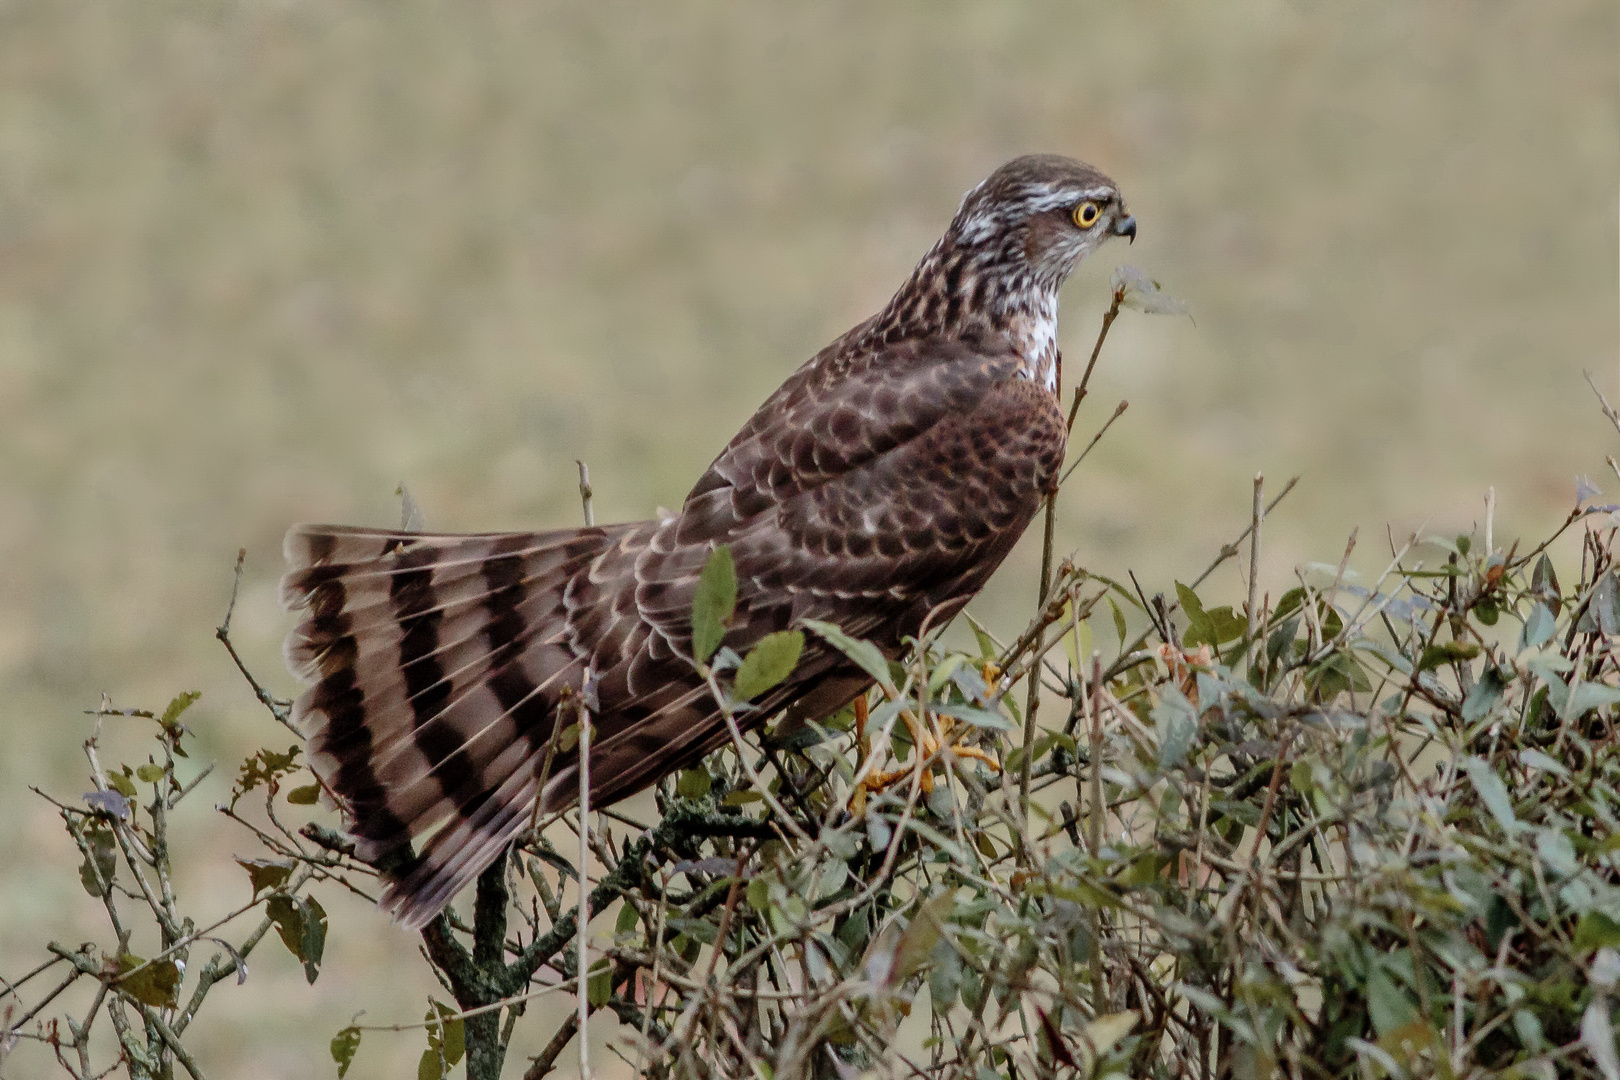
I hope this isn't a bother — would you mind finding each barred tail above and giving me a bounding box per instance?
[280,523,609,930]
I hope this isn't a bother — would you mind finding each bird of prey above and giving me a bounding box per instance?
[281,154,1136,929]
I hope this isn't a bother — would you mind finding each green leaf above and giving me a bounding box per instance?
[891,893,954,986]
[1579,571,1620,636]
[418,1000,464,1080]
[1521,603,1556,651]
[1005,733,1059,777]
[1576,912,1620,955]
[934,703,1015,732]
[1417,641,1480,672]
[1461,666,1508,723]
[732,630,804,702]
[434,1001,464,1067]
[676,768,711,799]
[929,941,963,1012]
[927,653,969,695]
[1513,1008,1546,1051]
[1583,996,1620,1080]
[1079,1011,1139,1064]
[1564,681,1620,721]
[266,895,305,959]
[331,1026,362,1078]
[1520,748,1569,776]
[135,763,165,783]
[1267,616,1301,666]
[300,896,328,984]
[1199,605,1248,646]
[1462,756,1521,835]
[691,545,737,664]
[587,957,612,1007]
[675,933,702,963]
[107,770,138,799]
[1272,587,1307,622]
[1175,582,1214,645]
[964,612,998,660]
[802,619,896,696]
[1532,554,1562,615]
[286,782,321,805]
[79,824,117,897]
[1108,596,1128,646]
[1152,689,1197,771]
[1175,582,1206,621]
[115,953,182,1009]
[554,722,580,753]
[236,856,295,896]
[1289,761,1316,799]
[267,894,329,983]
[232,745,304,808]
[1308,654,1373,696]
[614,901,641,938]
[159,690,202,733]
[1366,965,1418,1037]
[1537,827,1579,875]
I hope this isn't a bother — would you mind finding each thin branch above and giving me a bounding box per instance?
[215,549,298,734]
[523,1012,579,1079]
[1244,473,1264,667]
[576,694,593,1080]
[351,981,571,1034]
[1058,400,1130,487]
[1586,368,1620,436]
[576,460,596,527]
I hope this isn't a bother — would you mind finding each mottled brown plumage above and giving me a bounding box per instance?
[281,155,1136,928]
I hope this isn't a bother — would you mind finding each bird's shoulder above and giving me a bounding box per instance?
[685,322,1032,511]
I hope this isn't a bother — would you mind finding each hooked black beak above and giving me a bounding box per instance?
[1114,214,1137,244]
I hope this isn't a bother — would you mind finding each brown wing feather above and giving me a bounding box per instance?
[280,333,1066,929]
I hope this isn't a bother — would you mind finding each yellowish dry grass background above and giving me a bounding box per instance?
[0,2,1614,1077]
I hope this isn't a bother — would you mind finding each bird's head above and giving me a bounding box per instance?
[946,154,1135,290]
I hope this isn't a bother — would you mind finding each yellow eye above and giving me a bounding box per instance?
[1072,201,1101,228]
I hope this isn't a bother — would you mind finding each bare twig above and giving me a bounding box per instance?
[1076,283,1126,404]
[576,693,593,1080]
[577,460,595,527]
[1586,369,1620,436]
[215,549,297,734]
[1058,399,1130,487]
[523,1013,579,1079]
[1244,473,1264,666]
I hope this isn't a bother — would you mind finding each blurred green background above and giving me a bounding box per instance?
[0,2,1614,1077]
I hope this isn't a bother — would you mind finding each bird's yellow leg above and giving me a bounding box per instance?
[899,710,934,795]
[930,714,1003,775]
[943,741,1002,771]
[855,708,933,798]
[858,709,1008,800]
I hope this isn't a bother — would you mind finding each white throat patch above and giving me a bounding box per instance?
[1034,320,1058,393]
[1012,296,1060,393]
